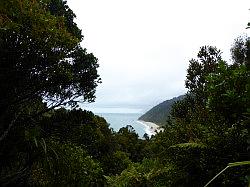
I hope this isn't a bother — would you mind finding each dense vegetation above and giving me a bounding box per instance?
[139,95,184,125]
[0,0,249,186]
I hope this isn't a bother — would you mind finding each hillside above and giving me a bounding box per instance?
[138,95,185,125]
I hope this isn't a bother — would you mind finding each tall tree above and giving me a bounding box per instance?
[231,36,250,68]
[0,0,101,141]
[0,0,101,185]
[185,46,221,103]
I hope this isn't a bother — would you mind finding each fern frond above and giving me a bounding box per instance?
[170,142,207,149]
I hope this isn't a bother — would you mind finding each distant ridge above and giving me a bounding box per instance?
[138,95,185,125]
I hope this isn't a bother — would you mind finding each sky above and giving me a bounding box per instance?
[67,0,250,113]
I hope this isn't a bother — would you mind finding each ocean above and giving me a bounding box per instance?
[96,113,151,138]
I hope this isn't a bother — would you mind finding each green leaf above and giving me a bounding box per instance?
[170,142,207,149]
[33,137,38,147]
[40,138,47,154]
[204,161,250,187]
[228,161,250,167]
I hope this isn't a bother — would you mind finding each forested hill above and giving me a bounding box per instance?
[139,95,185,125]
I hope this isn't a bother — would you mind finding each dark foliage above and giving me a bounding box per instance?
[0,0,249,186]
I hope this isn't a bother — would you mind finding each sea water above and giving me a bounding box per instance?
[97,113,149,138]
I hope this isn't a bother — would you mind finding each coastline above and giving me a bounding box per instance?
[137,120,164,136]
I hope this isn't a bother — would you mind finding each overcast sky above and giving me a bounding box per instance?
[67,0,250,113]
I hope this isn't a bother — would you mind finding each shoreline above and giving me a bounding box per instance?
[137,120,164,136]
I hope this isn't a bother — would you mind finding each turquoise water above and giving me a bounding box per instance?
[97,113,147,138]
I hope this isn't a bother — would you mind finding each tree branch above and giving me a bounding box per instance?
[0,113,20,143]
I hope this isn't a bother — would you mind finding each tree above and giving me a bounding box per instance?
[115,125,146,162]
[142,41,250,186]
[230,36,250,68]
[0,0,101,133]
[185,46,221,102]
[0,0,101,144]
[29,142,104,186]
[0,0,101,185]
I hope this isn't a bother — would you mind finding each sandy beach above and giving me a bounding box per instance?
[138,120,164,136]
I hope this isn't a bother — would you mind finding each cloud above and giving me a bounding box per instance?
[67,0,250,111]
